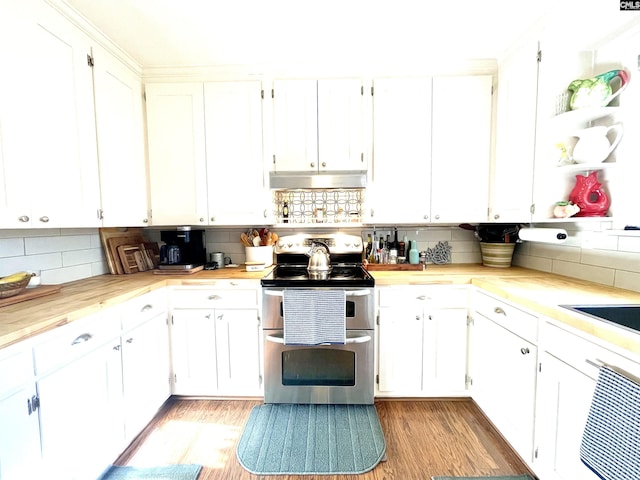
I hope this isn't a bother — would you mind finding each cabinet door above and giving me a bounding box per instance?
[535,353,599,480]
[377,306,424,394]
[0,345,41,480]
[471,314,537,462]
[121,314,170,442]
[317,79,366,172]
[272,79,318,172]
[214,309,262,395]
[38,339,124,480]
[204,81,269,225]
[170,310,218,395]
[145,83,208,226]
[492,40,538,223]
[369,78,432,224]
[431,75,492,223]
[424,308,468,393]
[0,387,42,480]
[0,0,101,228]
[93,45,149,227]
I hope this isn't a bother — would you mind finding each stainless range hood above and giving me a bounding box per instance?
[269,171,367,189]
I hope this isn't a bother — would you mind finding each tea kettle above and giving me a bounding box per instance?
[307,241,331,273]
[572,123,623,164]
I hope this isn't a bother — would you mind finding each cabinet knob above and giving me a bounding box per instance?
[143,218,149,223]
[199,217,204,222]
[494,214,500,220]
[210,216,216,222]
[310,162,315,168]
[520,347,530,355]
[126,337,134,344]
[494,307,506,315]
[370,209,374,217]
[423,215,429,220]
[321,162,326,167]
[416,295,427,301]
[434,215,440,220]
[263,209,268,218]
[18,215,29,222]
[39,216,49,223]
[415,315,421,321]
[208,294,222,300]
[113,344,121,351]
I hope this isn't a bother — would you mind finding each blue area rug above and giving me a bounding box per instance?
[96,464,202,479]
[432,476,534,480]
[237,403,386,475]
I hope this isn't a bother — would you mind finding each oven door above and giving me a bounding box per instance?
[263,329,374,404]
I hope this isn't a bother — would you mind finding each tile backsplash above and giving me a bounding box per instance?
[0,229,108,284]
[2,222,639,294]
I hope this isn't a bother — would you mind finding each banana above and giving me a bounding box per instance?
[0,271,32,284]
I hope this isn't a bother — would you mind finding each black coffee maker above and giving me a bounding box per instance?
[159,227,206,270]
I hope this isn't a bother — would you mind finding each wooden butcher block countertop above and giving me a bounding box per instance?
[1,264,640,356]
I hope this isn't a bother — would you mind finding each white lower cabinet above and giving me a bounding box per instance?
[121,312,170,442]
[35,312,124,480]
[0,344,41,480]
[470,291,538,464]
[377,286,469,396]
[169,285,262,396]
[533,321,640,480]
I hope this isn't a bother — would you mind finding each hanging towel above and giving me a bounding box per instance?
[283,289,346,345]
[580,365,640,480]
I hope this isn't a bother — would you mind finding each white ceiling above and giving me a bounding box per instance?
[61,0,559,68]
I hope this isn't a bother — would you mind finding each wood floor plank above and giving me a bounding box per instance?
[114,398,536,480]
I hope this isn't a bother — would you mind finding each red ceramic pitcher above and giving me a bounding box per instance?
[568,171,610,217]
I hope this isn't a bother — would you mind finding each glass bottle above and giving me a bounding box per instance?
[409,240,420,265]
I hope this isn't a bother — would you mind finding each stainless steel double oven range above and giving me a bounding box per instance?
[261,233,375,405]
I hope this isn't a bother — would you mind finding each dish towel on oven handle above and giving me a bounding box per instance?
[283,289,346,345]
[580,365,640,480]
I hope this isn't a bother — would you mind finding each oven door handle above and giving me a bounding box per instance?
[264,289,372,297]
[265,332,372,345]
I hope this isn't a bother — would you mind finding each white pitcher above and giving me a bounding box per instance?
[572,123,624,164]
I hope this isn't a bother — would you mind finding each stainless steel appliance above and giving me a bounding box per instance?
[261,233,375,404]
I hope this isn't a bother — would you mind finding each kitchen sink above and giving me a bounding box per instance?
[561,305,640,333]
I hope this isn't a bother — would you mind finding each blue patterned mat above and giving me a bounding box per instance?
[96,464,202,479]
[237,403,386,475]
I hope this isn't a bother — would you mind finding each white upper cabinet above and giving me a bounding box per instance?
[492,40,539,223]
[204,81,270,225]
[145,83,208,226]
[317,79,366,172]
[430,75,493,224]
[92,45,148,227]
[272,78,366,173]
[0,0,101,228]
[272,79,318,173]
[369,77,432,224]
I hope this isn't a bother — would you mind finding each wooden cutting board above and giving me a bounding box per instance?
[100,228,145,274]
[152,265,204,275]
[0,285,63,308]
[117,245,145,274]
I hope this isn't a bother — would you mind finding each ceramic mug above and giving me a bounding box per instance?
[210,252,231,269]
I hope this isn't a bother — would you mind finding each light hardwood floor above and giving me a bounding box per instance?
[115,398,537,480]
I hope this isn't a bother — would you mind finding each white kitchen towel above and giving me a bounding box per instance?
[283,289,346,345]
[580,365,640,480]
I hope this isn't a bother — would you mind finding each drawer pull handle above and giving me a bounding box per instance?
[208,295,222,300]
[141,304,153,312]
[521,347,530,355]
[417,295,427,301]
[494,307,506,315]
[71,333,93,345]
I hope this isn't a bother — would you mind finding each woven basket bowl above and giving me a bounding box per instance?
[0,275,31,299]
